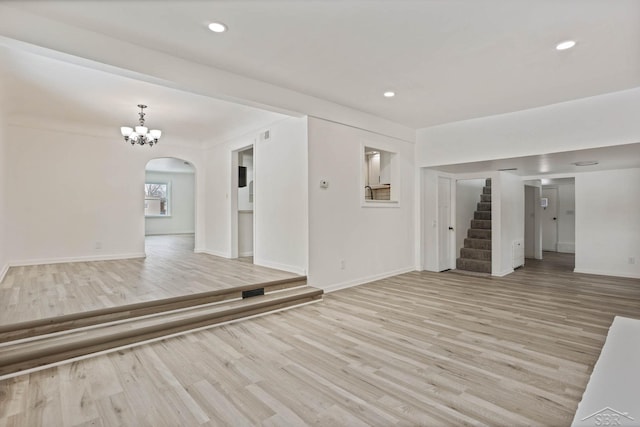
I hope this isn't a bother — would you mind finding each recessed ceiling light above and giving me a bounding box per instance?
[383,91,395,98]
[573,160,599,166]
[556,40,576,51]
[208,22,227,33]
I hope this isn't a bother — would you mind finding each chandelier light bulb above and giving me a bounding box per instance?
[121,105,161,146]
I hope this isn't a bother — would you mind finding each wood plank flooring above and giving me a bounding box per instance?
[0,235,297,325]
[1,252,639,426]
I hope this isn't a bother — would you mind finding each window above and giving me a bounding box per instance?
[145,183,169,216]
[363,146,398,204]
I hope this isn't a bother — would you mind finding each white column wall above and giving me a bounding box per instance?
[253,117,308,274]
[494,172,524,276]
[308,117,415,291]
[0,110,7,280]
[575,168,640,279]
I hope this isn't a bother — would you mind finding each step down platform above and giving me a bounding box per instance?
[0,277,322,377]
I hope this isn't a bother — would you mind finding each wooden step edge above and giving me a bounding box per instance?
[0,288,323,377]
[0,286,322,349]
[0,276,307,341]
[0,287,323,355]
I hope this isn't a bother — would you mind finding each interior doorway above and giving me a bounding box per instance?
[541,187,559,251]
[144,157,196,254]
[232,146,254,260]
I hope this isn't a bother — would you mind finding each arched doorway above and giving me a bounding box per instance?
[144,157,196,254]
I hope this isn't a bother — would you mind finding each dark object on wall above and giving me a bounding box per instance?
[239,166,247,188]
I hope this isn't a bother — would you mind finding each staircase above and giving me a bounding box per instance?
[0,277,322,377]
[456,178,492,274]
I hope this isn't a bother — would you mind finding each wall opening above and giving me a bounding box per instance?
[144,157,196,253]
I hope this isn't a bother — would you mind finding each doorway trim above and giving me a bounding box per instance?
[231,144,255,259]
[144,157,198,255]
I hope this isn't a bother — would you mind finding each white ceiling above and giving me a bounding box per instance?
[0,0,639,175]
[431,142,640,177]
[0,46,288,145]
[4,0,639,129]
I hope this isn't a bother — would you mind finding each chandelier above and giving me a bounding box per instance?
[120,104,162,146]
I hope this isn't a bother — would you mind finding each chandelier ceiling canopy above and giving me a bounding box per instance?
[120,104,161,146]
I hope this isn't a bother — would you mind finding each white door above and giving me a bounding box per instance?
[541,187,558,252]
[438,177,453,271]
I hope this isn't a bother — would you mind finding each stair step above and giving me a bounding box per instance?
[471,219,491,229]
[0,276,308,343]
[468,228,492,239]
[485,178,491,187]
[0,286,323,377]
[480,194,491,203]
[464,238,492,250]
[477,202,492,211]
[460,248,492,260]
[456,258,491,274]
[474,210,491,220]
[483,186,491,195]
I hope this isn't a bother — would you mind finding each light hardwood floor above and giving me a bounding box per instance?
[1,252,639,426]
[0,235,297,326]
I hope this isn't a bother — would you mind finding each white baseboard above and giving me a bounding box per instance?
[0,263,9,283]
[239,251,254,257]
[492,268,514,277]
[193,248,231,258]
[574,268,640,279]
[321,266,416,293]
[254,259,306,276]
[145,231,195,236]
[9,252,146,267]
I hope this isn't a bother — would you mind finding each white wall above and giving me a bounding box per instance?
[5,122,206,265]
[254,118,308,274]
[144,171,195,236]
[493,172,524,276]
[575,168,640,279]
[455,179,485,258]
[524,182,542,259]
[308,117,415,291]
[416,88,640,167]
[420,169,439,272]
[203,117,308,275]
[0,110,7,281]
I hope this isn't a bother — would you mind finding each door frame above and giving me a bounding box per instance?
[231,144,255,259]
[541,186,559,252]
[438,176,455,271]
